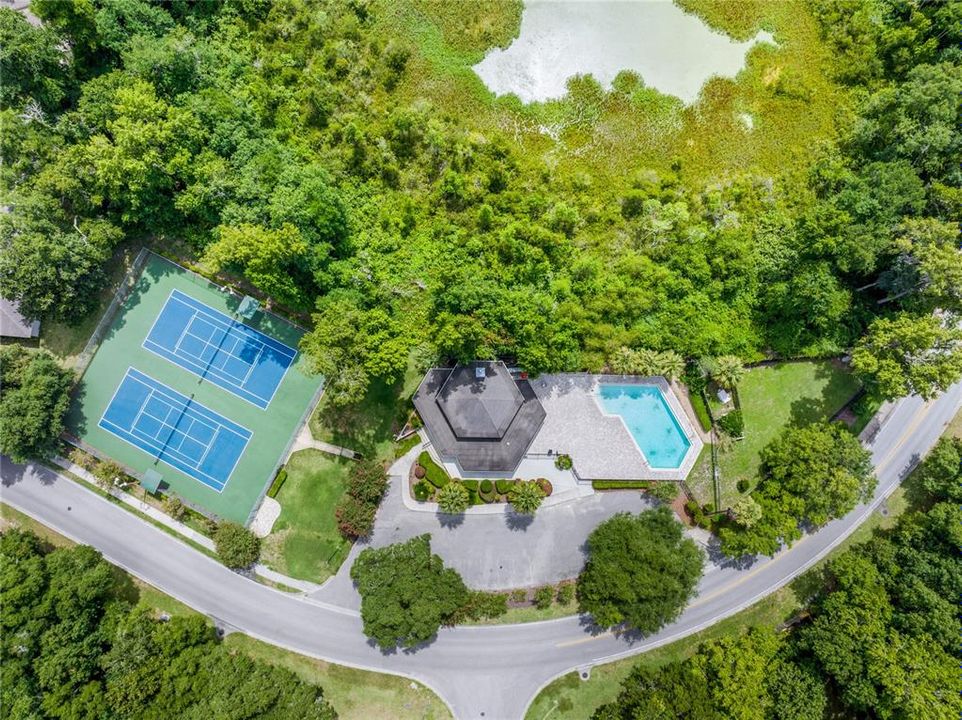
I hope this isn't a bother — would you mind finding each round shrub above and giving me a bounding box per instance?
[554,454,573,470]
[414,464,426,479]
[495,479,512,495]
[534,585,554,610]
[537,478,553,496]
[213,522,261,569]
[413,480,432,502]
[437,481,470,514]
[480,479,494,494]
[737,478,750,493]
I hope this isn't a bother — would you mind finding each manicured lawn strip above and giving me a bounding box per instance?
[716,361,859,506]
[263,449,352,583]
[461,600,578,626]
[224,634,453,720]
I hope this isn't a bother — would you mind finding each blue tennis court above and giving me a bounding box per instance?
[99,368,252,492]
[143,289,296,409]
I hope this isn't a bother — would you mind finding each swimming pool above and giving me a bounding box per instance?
[596,383,691,469]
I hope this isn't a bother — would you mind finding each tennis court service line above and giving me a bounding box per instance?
[142,289,296,409]
[98,368,252,492]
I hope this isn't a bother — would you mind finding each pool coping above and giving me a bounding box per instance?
[593,379,694,472]
[528,373,703,482]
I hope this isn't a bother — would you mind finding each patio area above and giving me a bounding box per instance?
[528,374,703,481]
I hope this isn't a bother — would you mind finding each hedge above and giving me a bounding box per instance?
[689,391,712,432]
[266,468,288,498]
[417,451,450,489]
[461,479,482,505]
[592,480,652,490]
[495,479,513,495]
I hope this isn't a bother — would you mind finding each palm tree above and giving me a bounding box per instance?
[655,350,685,381]
[436,481,470,514]
[509,480,546,515]
[633,348,659,375]
[608,346,636,375]
[712,355,745,390]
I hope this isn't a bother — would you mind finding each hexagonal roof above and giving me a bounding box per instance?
[436,363,524,439]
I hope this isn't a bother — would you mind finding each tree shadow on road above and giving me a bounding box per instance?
[505,511,534,531]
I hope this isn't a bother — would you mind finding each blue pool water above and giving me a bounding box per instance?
[596,384,691,469]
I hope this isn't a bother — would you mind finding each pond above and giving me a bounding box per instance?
[473,0,774,104]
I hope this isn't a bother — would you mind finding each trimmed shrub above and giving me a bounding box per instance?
[534,586,554,610]
[557,583,575,605]
[737,478,750,493]
[592,480,651,490]
[537,478,553,496]
[413,480,432,502]
[717,409,744,438]
[554,454,573,470]
[509,589,527,603]
[213,522,260,568]
[450,590,508,623]
[690,391,712,432]
[417,451,449,489]
[495,479,513,495]
[266,468,288,498]
[647,482,678,504]
[480,479,494,494]
[414,464,426,479]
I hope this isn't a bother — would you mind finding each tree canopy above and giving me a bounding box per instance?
[350,534,468,649]
[0,528,337,719]
[0,346,73,463]
[577,507,703,633]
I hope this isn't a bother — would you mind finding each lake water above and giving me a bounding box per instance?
[473,0,774,104]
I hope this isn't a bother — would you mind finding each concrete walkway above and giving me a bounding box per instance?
[286,425,359,462]
[51,457,324,594]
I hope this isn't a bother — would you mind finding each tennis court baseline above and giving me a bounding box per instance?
[99,368,251,492]
[143,289,296,409]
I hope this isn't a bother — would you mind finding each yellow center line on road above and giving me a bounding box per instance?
[555,398,937,648]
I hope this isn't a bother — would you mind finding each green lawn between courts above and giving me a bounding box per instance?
[689,361,860,507]
[67,252,324,523]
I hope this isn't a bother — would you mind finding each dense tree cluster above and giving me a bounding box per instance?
[350,534,469,649]
[0,346,73,463]
[577,507,703,633]
[719,423,875,556]
[0,529,337,719]
[2,0,958,411]
[595,465,962,720]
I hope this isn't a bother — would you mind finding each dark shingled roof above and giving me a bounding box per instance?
[413,361,545,473]
[436,364,524,439]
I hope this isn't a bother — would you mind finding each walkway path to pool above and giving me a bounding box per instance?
[528,373,703,481]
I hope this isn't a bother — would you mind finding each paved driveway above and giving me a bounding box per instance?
[311,456,660,607]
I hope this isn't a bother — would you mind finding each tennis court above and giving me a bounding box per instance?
[69,252,325,523]
[99,368,251,491]
[143,289,296,409]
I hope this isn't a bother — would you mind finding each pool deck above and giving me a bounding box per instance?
[527,374,703,482]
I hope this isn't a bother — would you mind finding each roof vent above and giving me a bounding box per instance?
[475,366,486,379]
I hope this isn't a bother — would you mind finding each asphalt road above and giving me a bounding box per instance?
[2,380,959,719]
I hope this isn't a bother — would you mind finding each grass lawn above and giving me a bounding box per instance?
[225,634,451,720]
[311,361,423,464]
[261,449,353,583]
[713,361,859,507]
